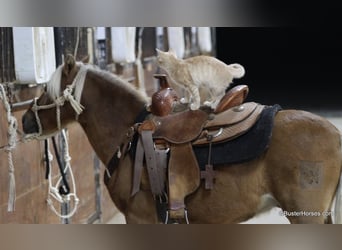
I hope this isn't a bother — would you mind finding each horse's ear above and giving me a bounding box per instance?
[80,55,90,64]
[63,54,76,75]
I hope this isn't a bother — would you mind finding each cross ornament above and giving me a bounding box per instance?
[200,164,217,190]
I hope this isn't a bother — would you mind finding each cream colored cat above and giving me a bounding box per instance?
[156,48,245,110]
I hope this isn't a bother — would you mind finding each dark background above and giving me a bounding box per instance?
[216,28,341,111]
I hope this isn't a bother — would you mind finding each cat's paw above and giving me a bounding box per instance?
[190,103,200,110]
[203,101,213,107]
[180,97,189,104]
[204,101,217,109]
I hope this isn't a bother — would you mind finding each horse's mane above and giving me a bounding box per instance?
[46,63,148,104]
[46,64,63,100]
[88,67,149,103]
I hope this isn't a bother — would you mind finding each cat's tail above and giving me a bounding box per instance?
[227,63,245,79]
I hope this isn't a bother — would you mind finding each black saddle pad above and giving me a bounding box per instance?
[193,104,282,170]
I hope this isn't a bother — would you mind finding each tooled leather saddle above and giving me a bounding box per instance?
[131,74,266,222]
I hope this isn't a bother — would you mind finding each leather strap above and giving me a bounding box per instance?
[155,148,168,192]
[168,143,200,219]
[141,130,164,196]
[131,136,168,197]
[131,137,145,196]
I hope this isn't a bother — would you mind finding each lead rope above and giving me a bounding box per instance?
[0,84,18,212]
[45,129,79,219]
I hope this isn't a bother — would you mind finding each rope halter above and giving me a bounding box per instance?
[26,64,88,140]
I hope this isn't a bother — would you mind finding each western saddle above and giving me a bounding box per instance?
[131,74,264,223]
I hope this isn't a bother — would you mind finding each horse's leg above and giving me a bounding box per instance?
[264,110,342,224]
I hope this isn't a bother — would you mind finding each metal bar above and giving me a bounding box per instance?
[0,28,15,83]
[1,28,5,83]
[61,202,70,224]
[87,153,102,224]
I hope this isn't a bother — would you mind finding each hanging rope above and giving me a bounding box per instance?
[74,27,80,58]
[45,129,79,219]
[135,27,145,92]
[0,84,18,212]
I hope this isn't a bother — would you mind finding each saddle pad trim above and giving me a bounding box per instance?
[205,102,259,128]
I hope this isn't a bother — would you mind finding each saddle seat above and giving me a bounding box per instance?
[143,81,252,144]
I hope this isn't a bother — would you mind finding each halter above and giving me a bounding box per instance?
[25,64,88,140]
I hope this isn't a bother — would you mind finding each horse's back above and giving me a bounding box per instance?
[268,109,341,163]
[264,109,342,223]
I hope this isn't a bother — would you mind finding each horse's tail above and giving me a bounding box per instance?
[332,134,342,223]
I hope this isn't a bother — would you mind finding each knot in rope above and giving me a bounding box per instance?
[6,116,18,151]
[54,96,66,107]
[63,85,84,115]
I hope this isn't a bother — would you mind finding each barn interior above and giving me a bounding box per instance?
[0,27,341,223]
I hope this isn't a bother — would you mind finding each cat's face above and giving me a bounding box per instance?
[156,49,177,68]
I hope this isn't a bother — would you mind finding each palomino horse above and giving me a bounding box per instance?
[22,55,342,224]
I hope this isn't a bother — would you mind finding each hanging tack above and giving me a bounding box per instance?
[198,27,212,55]
[167,27,185,59]
[45,129,80,219]
[0,84,18,212]
[135,27,146,92]
[111,27,137,63]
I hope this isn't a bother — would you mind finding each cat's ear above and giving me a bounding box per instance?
[156,48,163,55]
[168,48,177,57]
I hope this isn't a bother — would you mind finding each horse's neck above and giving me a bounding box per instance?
[78,70,147,165]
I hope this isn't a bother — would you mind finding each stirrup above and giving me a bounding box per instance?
[164,209,189,224]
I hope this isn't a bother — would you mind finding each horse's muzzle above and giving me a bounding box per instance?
[22,110,39,134]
